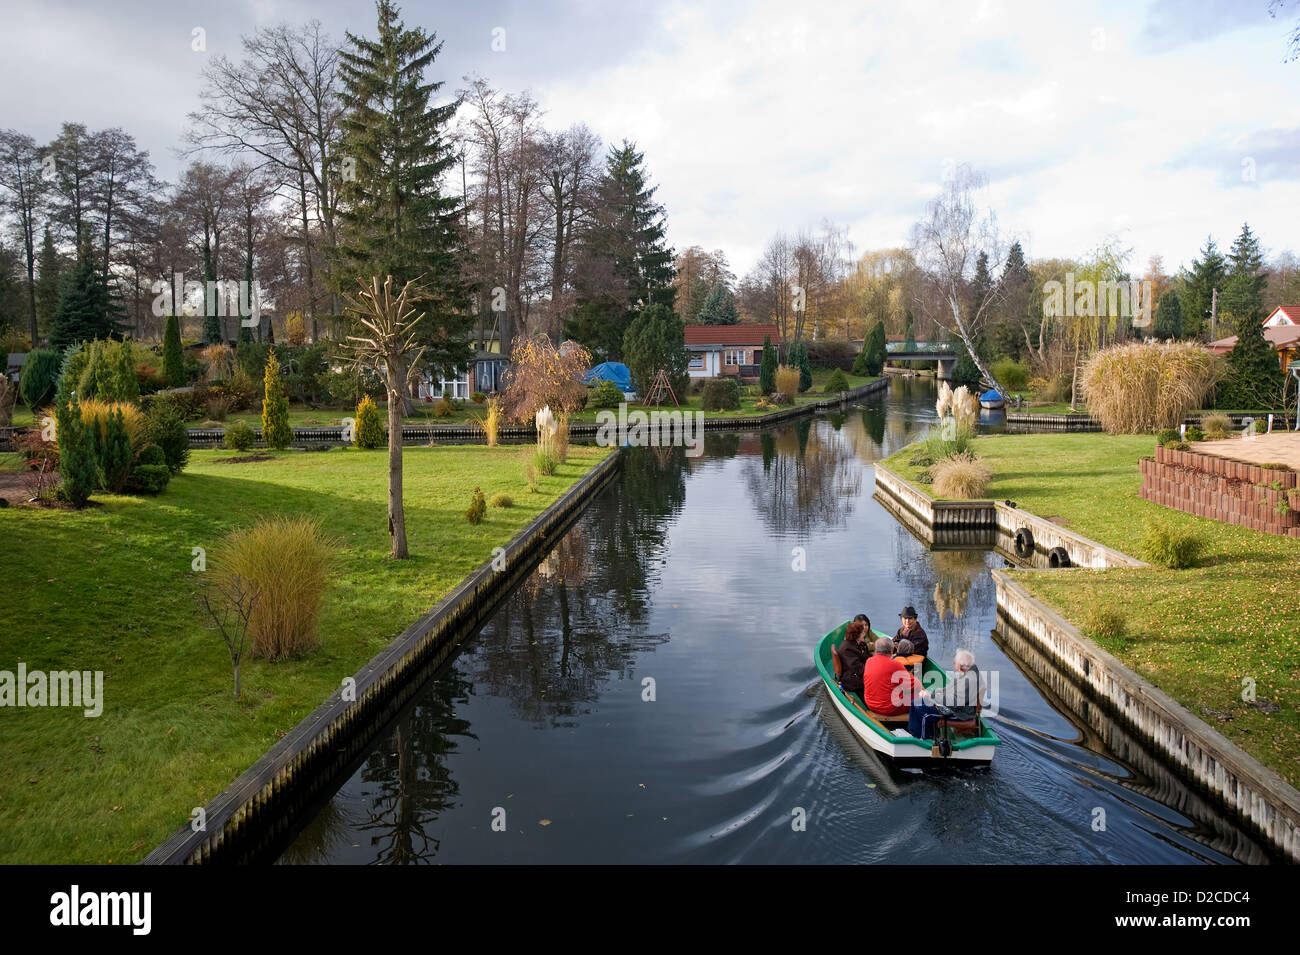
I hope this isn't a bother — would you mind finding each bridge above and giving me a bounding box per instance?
[885,341,957,381]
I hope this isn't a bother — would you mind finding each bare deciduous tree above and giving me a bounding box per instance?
[198,576,261,699]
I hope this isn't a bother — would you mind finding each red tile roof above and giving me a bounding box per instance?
[683,324,782,346]
[1208,325,1300,352]
[1266,305,1300,325]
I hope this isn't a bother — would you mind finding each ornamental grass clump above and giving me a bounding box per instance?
[1080,341,1222,434]
[929,451,992,499]
[474,396,504,447]
[78,398,145,451]
[774,365,800,398]
[214,517,338,660]
[1082,605,1128,645]
[1142,520,1204,569]
[1201,413,1233,440]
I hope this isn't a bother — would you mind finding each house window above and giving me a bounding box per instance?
[689,354,703,369]
[724,349,748,366]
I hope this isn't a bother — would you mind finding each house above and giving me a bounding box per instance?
[683,325,781,380]
[1208,305,1300,373]
[415,334,509,400]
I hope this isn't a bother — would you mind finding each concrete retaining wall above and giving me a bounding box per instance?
[993,570,1300,863]
[142,449,623,864]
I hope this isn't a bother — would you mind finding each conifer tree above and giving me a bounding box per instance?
[1183,237,1226,340]
[163,313,184,386]
[49,256,125,350]
[697,285,738,325]
[35,228,62,338]
[101,407,134,492]
[1154,289,1183,340]
[623,303,688,403]
[261,350,292,449]
[335,0,469,381]
[114,339,139,403]
[759,335,776,393]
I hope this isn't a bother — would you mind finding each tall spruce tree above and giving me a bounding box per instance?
[1219,223,1282,408]
[1183,236,1226,340]
[335,0,469,385]
[49,255,125,351]
[162,313,184,386]
[568,141,675,361]
[35,228,63,340]
[696,284,738,325]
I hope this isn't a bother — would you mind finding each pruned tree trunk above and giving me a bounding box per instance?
[387,360,408,559]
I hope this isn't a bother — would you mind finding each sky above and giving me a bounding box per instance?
[2,0,1298,280]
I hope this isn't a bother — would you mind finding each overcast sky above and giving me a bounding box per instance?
[3,0,1298,279]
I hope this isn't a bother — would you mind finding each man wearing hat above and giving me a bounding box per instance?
[895,606,929,658]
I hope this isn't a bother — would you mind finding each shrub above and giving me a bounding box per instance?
[205,393,231,421]
[19,348,59,409]
[433,395,454,418]
[1082,605,1127,643]
[100,409,134,493]
[126,464,170,495]
[489,492,513,508]
[788,341,812,392]
[553,415,570,463]
[226,368,258,411]
[466,486,486,524]
[774,365,800,397]
[354,395,384,449]
[806,340,857,371]
[1184,425,1204,442]
[1154,427,1180,445]
[534,448,558,476]
[1254,418,1268,434]
[214,516,338,660]
[1029,374,1071,404]
[523,453,539,492]
[823,368,849,393]
[929,451,992,499]
[1079,341,1223,434]
[702,377,741,411]
[991,358,1029,392]
[0,377,15,426]
[55,400,99,508]
[1142,520,1203,569]
[144,398,190,474]
[1161,440,1189,451]
[471,391,486,403]
[224,420,255,451]
[588,379,623,409]
[261,351,292,449]
[136,444,166,467]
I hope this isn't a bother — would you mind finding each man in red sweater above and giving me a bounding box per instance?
[862,636,920,714]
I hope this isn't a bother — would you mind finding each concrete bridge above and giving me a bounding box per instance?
[885,341,957,380]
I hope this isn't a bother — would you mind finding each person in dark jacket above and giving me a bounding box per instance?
[894,605,929,658]
[838,619,870,696]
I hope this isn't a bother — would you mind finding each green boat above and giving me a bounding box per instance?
[814,621,1000,768]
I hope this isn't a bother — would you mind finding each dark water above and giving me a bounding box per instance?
[280,377,1269,864]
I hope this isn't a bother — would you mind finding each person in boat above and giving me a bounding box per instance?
[894,605,929,658]
[838,620,870,698]
[863,636,920,715]
[908,649,983,740]
[852,614,874,657]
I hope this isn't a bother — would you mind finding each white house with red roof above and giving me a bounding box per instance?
[683,324,782,380]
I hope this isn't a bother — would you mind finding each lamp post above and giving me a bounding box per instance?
[1292,365,1300,431]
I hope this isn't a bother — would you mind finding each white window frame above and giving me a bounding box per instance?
[724,348,747,367]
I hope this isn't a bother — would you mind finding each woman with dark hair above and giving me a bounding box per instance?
[839,619,870,698]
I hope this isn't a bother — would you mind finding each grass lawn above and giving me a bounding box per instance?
[882,432,1300,788]
[0,442,610,863]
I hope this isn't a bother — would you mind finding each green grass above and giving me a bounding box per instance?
[0,443,610,863]
[883,432,1300,788]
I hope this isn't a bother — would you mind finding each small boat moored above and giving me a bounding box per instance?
[814,622,999,768]
[979,388,1005,409]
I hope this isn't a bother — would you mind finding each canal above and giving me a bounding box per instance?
[279,377,1274,864]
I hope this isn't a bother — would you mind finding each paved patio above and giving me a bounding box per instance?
[1194,430,1300,469]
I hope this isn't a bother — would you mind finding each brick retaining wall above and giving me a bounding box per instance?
[1139,444,1300,538]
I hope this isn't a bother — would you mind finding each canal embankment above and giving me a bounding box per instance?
[875,431,1300,861]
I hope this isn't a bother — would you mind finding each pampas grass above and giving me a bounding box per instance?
[214,517,338,660]
[775,365,800,398]
[1080,342,1223,434]
[930,451,992,499]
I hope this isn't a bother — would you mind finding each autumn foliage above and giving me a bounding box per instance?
[501,335,591,423]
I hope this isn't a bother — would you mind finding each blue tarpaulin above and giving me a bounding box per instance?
[584,361,635,392]
[979,389,1003,403]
